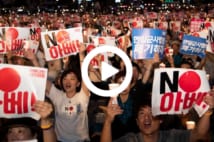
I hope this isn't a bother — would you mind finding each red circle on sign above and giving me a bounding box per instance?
[6,28,18,40]
[132,21,137,28]
[98,37,105,44]
[56,30,70,43]
[178,71,201,92]
[0,68,21,92]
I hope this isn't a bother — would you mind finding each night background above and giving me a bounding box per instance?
[0,0,213,10]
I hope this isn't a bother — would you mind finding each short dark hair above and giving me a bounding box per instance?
[134,91,152,118]
[132,62,141,73]
[1,117,40,140]
[180,58,194,69]
[60,68,82,92]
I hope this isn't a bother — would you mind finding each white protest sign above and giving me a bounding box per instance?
[116,35,132,50]
[190,18,204,33]
[129,18,143,29]
[9,27,41,57]
[11,40,39,57]
[86,43,108,68]
[0,64,47,120]
[0,27,30,54]
[152,68,210,117]
[153,21,168,31]
[88,36,116,47]
[169,21,181,32]
[29,27,42,41]
[41,27,83,61]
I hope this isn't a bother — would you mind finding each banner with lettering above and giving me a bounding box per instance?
[152,68,210,117]
[41,27,83,61]
[0,64,47,120]
[180,34,207,58]
[10,40,39,57]
[132,28,166,59]
[0,27,30,54]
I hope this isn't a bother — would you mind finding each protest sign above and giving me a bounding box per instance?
[104,26,121,37]
[86,43,108,68]
[116,35,132,50]
[153,21,168,30]
[41,27,83,61]
[190,18,204,33]
[11,40,39,57]
[180,34,207,58]
[88,36,116,47]
[129,18,143,29]
[29,27,42,41]
[132,28,166,59]
[0,27,30,54]
[0,64,47,120]
[152,68,210,117]
[169,21,181,32]
[146,12,158,20]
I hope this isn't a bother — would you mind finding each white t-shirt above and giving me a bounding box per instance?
[48,85,90,142]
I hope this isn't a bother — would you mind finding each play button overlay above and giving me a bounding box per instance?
[81,45,133,97]
[101,61,119,81]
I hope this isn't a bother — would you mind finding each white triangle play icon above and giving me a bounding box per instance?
[101,61,119,81]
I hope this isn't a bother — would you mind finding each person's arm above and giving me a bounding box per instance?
[100,99,123,142]
[141,53,160,84]
[41,118,56,142]
[33,100,57,142]
[45,80,53,96]
[79,43,90,96]
[24,48,41,67]
[190,91,214,142]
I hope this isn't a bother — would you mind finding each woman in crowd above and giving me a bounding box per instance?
[45,44,91,142]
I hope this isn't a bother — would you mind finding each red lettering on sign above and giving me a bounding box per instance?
[174,92,182,111]
[160,91,208,112]
[160,92,174,112]
[195,92,207,106]
[183,92,196,109]
[30,69,45,78]
[3,91,37,114]
[49,40,80,59]
[31,34,40,41]
[31,92,36,111]
[11,39,23,51]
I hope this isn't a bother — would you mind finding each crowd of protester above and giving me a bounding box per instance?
[0,2,214,142]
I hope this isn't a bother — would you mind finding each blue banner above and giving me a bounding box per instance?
[132,28,166,59]
[180,34,207,58]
